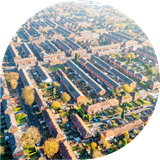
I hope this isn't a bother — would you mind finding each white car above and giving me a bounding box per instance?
[40,120,45,124]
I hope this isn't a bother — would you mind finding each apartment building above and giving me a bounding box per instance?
[56,68,85,103]
[66,60,106,96]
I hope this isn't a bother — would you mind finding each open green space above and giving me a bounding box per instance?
[50,66,64,72]
[15,113,27,125]
[13,106,22,112]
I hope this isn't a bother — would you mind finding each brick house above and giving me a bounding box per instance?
[131,89,148,101]
[42,109,65,142]
[101,119,144,141]
[70,114,93,140]
[56,69,85,103]
[66,60,106,96]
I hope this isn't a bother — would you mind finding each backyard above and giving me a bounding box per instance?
[50,65,64,72]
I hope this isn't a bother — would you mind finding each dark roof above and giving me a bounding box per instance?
[57,26,71,35]
[137,48,156,58]
[33,42,43,54]
[8,45,19,59]
[61,76,81,98]
[135,73,143,79]
[65,38,81,49]
[0,85,10,100]
[49,29,56,35]
[30,26,41,37]
[8,131,24,156]
[110,58,116,62]
[21,28,31,39]
[111,32,132,41]
[21,43,34,57]
[5,112,17,132]
[59,141,77,160]
[103,33,122,43]
[85,62,120,88]
[122,65,129,69]
[118,31,134,39]
[128,69,136,74]
[35,64,51,81]
[70,114,93,139]
[56,39,71,51]
[30,21,40,29]
[116,61,122,65]
[91,55,135,85]
[19,68,32,86]
[38,20,48,28]
[2,98,13,113]
[45,19,57,28]
[80,58,87,64]
[66,60,104,93]
[45,40,58,52]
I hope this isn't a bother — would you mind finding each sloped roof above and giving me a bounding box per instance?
[70,114,93,139]
[66,60,104,93]
[2,98,13,113]
[59,141,77,160]
[9,131,24,156]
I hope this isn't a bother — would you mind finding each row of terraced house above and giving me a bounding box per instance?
[0,69,26,159]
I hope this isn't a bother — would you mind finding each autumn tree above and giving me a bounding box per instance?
[100,135,110,149]
[25,126,42,146]
[148,68,153,75]
[44,84,48,88]
[43,138,59,159]
[61,92,70,103]
[123,131,130,139]
[126,18,132,23]
[110,89,116,98]
[54,82,60,90]
[10,79,18,89]
[64,66,68,73]
[0,146,5,155]
[5,72,19,82]
[91,142,97,151]
[123,84,131,93]
[38,156,47,160]
[124,54,131,61]
[21,86,35,106]
[120,22,125,29]
[128,57,131,64]
[129,53,136,59]
[86,114,91,121]
[115,107,123,114]
[51,101,61,109]
[92,149,102,158]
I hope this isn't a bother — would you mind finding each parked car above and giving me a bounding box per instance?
[93,118,98,122]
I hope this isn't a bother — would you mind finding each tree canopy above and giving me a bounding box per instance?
[21,86,35,106]
[43,138,59,159]
[54,82,60,89]
[91,142,97,151]
[51,101,61,109]
[121,110,125,120]
[10,79,18,89]
[75,53,79,61]
[123,84,131,93]
[61,92,70,103]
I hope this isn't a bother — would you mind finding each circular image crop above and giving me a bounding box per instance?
[0,0,159,160]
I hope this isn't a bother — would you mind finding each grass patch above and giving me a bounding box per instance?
[50,66,64,72]
[15,113,27,124]
[0,137,5,143]
[72,145,79,151]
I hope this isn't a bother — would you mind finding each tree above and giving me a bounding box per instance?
[120,22,125,29]
[21,86,35,106]
[129,53,135,59]
[44,84,48,88]
[61,92,70,103]
[64,66,68,72]
[124,54,131,61]
[54,82,60,90]
[0,146,5,155]
[43,138,59,159]
[115,107,123,114]
[144,64,150,70]
[121,138,128,147]
[148,68,153,75]
[91,142,97,151]
[75,53,79,61]
[110,89,116,98]
[92,149,102,158]
[70,13,73,17]
[123,84,131,93]
[7,72,19,82]
[128,57,131,64]
[25,126,42,146]
[86,114,91,121]
[121,110,125,120]
[100,135,110,149]
[38,156,47,160]
[10,79,18,89]
[123,131,130,139]
[111,19,116,26]
[126,18,132,23]
[51,101,61,109]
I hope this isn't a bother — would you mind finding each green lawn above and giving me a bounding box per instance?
[50,66,64,72]
[72,145,79,151]
[0,137,5,143]
[15,113,27,124]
